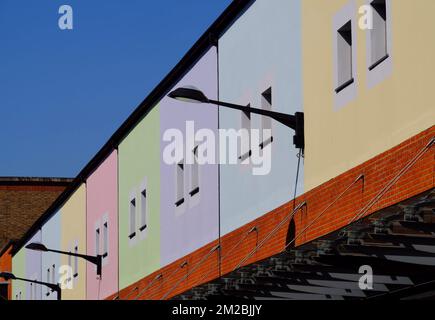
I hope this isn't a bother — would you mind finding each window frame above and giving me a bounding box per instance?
[239,104,252,162]
[175,160,185,207]
[260,87,273,150]
[332,1,358,110]
[189,146,200,197]
[366,0,393,88]
[129,197,137,239]
[139,189,147,232]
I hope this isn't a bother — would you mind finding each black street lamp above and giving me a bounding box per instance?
[0,272,61,301]
[26,242,102,277]
[168,86,305,150]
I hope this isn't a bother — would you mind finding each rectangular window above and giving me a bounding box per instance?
[139,190,147,231]
[46,268,50,296]
[190,147,200,197]
[103,222,108,257]
[30,283,33,300]
[52,264,56,284]
[68,249,72,270]
[73,247,78,278]
[260,88,273,149]
[336,21,354,93]
[240,105,251,161]
[95,228,100,256]
[369,0,388,70]
[129,198,136,239]
[175,161,185,207]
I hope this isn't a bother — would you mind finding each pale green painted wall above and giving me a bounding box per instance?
[118,106,161,290]
[12,249,25,300]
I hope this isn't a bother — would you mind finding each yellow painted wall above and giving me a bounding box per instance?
[303,0,435,190]
[60,184,86,300]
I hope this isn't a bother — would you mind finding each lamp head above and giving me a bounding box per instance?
[0,272,16,280]
[168,86,209,104]
[26,242,48,252]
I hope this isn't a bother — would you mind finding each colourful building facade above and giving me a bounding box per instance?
[60,184,87,300]
[8,0,434,300]
[86,150,118,300]
[118,107,161,290]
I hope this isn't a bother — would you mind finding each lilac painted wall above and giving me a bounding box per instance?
[86,150,118,300]
[160,47,219,266]
[25,231,42,300]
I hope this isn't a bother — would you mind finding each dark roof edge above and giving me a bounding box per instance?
[0,177,73,187]
[11,0,254,256]
[0,240,16,258]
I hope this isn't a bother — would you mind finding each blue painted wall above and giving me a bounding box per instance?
[41,212,62,300]
[218,0,303,235]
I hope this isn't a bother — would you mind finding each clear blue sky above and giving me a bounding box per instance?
[0,0,232,177]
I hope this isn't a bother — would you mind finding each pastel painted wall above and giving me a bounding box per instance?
[41,212,61,300]
[159,48,219,266]
[302,0,435,190]
[218,0,304,235]
[12,248,25,300]
[118,107,161,290]
[61,184,87,300]
[25,232,42,300]
[86,150,118,300]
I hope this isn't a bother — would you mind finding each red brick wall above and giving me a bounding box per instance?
[0,184,68,250]
[112,126,434,300]
[0,245,12,300]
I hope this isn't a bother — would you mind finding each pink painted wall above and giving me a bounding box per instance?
[86,150,118,300]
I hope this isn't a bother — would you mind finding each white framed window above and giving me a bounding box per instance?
[73,246,78,278]
[369,0,388,70]
[129,198,136,239]
[175,160,185,207]
[190,146,200,197]
[260,88,273,149]
[333,1,357,110]
[52,264,56,284]
[336,20,354,93]
[68,248,72,272]
[103,221,108,257]
[46,268,50,296]
[366,0,392,88]
[240,104,251,162]
[139,190,147,231]
[95,227,100,256]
